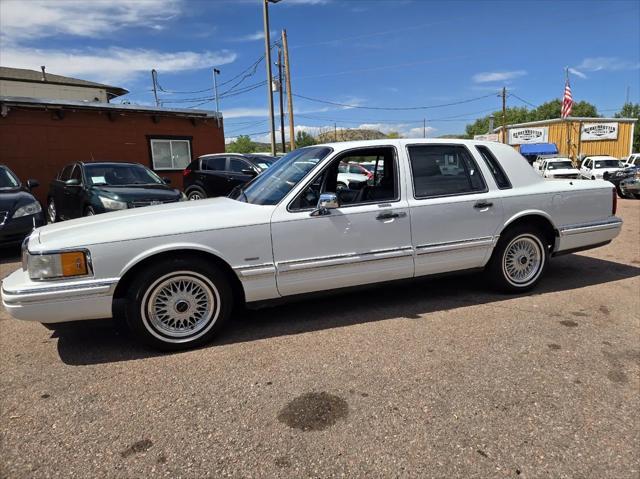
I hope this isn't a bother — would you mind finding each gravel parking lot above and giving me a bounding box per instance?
[1,200,638,478]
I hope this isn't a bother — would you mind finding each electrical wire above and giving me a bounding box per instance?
[508,93,538,108]
[292,93,497,111]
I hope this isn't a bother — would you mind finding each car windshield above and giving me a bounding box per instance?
[547,161,573,170]
[0,167,20,189]
[231,146,332,205]
[85,163,165,186]
[593,159,622,168]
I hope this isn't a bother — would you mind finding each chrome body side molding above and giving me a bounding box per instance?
[415,236,497,255]
[559,218,623,236]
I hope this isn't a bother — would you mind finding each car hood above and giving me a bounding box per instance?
[595,168,623,174]
[33,197,275,251]
[546,168,580,175]
[0,189,37,213]
[91,185,180,200]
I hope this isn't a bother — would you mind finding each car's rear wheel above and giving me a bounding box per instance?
[47,198,58,223]
[486,225,548,293]
[125,258,233,351]
[187,188,207,201]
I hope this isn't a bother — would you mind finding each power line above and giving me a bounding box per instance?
[508,93,538,108]
[292,92,497,111]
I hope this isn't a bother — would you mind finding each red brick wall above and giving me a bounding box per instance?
[0,106,224,205]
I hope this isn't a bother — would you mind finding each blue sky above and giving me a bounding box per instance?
[1,0,639,141]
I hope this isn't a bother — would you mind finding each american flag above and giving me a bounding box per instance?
[561,76,573,118]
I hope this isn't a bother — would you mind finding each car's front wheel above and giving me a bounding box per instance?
[47,198,58,223]
[125,258,233,350]
[187,188,207,201]
[486,225,548,293]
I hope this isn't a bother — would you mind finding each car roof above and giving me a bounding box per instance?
[79,161,147,167]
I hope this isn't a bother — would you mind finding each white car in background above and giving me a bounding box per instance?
[337,162,369,189]
[621,153,640,168]
[579,156,624,180]
[535,158,581,179]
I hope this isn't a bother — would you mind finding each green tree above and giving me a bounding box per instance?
[386,131,402,139]
[226,135,256,153]
[295,130,316,147]
[615,103,640,152]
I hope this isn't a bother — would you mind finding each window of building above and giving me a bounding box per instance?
[407,144,486,198]
[150,138,192,170]
[475,145,511,189]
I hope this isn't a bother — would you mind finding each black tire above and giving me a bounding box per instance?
[186,187,207,201]
[633,193,640,200]
[616,185,624,197]
[125,257,233,351]
[485,225,549,293]
[47,198,58,223]
[336,182,348,191]
[84,206,96,216]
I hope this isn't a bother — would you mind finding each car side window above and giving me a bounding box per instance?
[70,165,82,183]
[408,145,486,199]
[475,145,511,189]
[59,165,73,181]
[289,146,398,211]
[203,157,226,171]
[229,158,250,173]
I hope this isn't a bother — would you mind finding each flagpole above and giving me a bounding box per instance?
[565,67,571,161]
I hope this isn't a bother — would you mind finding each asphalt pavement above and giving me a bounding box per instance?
[1,200,638,478]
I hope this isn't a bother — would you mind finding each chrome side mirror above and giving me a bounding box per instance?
[311,192,339,216]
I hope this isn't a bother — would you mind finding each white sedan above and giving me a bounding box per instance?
[2,139,622,350]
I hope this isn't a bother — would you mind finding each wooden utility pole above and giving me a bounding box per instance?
[151,69,159,107]
[277,47,286,153]
[334,123,338,142]
[282,29,295,151]
[565,68,571,159]
[423,118,426,138]
[501,86,507,143]
[262,0,276,155]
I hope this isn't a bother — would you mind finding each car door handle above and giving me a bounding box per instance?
[474,201,493,209]
[376,212,406,220]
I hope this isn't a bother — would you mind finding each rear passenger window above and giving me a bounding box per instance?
[476,145,511,189]
[408,145,486,198]
[203,157,226,171]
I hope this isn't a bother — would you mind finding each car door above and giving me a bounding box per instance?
[227,157,257,192]
[200,156,230,197]
[50,164,72,219]
[61,164,84,219]
[270,145,414,296]
[405,143,505,277]
[580,158,591,178]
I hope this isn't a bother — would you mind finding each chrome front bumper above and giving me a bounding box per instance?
[1,269,117,323]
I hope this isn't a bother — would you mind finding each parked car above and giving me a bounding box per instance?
[534,158,580,179]
[337,162,370,189]
[620,153,640,168]
[0,165,45,246]
[607,164,640,197]
[3,139,622,351]
[579,156,624,180]
[620,170,640,199]
[183,153,276,200]
[47,162,184,222]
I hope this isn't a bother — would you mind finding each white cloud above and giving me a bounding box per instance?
[0,0,182,41]
[472,70,527,83]
[222,107,269,119]
[229,30,278,42]
[574,57,640,73]
[1,45,237,85]
[568,68,587,79]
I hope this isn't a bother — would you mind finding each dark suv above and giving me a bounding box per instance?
[183,153,276,200]
[47,162,184,222]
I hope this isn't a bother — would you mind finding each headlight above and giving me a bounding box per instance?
[13,201,42,218]
[98,196,127,210]
[27,251,90,280]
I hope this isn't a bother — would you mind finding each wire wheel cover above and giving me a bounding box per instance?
[502,235,543,285]
[146,274,217,338]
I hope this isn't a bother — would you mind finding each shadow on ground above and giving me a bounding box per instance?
[52,253,640,366]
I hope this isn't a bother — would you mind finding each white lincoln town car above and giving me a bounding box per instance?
[2,140,622,350]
